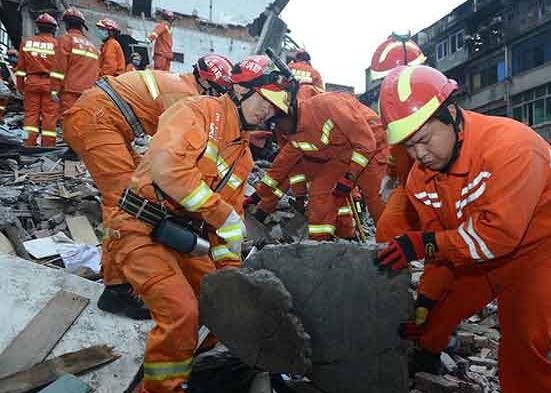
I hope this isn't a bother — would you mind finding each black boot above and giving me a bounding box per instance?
[409,349,443,377]
[97,283,151,320]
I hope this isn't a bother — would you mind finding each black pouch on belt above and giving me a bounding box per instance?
[151,215,210,255]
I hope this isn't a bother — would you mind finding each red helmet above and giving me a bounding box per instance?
[62,7,87,27]
[379,65,458,145]
[35,13,58,28]
[193,54,233,94]
[161,9,175,21]
[231,55,291,114]
[96,18,119,31]
[370,36,426,81]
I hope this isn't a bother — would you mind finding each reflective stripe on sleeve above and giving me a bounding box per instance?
[49,71,65,80]
[139,70,160,100]
[351,151,369,167]
[179,181,214,212]
[71,48,99,60]
[211,245,240,261]
[308,224,336,236]
[289,174,306,185]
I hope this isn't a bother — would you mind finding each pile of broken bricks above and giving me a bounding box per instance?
[0,131,104,280]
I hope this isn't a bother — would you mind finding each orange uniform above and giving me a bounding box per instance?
[288,60,324,91]
[256,92,388,240]
[407,111,551,393]
[376,145,419,242]
[52,28,99,114]
[63,71,202,287]
[107,94,252,392]
[99,37,125,77]
[148,21,173,71]
[14,33,59,146]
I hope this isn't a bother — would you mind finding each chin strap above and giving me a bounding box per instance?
[229,89,257,131]
[440,104,463,173]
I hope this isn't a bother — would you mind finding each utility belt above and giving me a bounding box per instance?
[118,188,210,255]
[95,77,149,148]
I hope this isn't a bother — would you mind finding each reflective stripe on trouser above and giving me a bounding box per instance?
[63,107,137,285]
[23,90,59,133]
[417,259,551,393]
[111,234,216,392]
[307,159,355,240]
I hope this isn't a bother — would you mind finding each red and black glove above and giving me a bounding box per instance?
[399,294,437,341]
[376,231,437,272]
[243,193,260,209]
[333,172,355,197]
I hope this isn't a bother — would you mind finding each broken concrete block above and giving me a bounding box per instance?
[440,352,457,373]
[468,356,498,367]
[202,242,410,393]
[200,268,311,375]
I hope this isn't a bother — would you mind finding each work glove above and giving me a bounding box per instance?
[216,210,246,257]
[243,192,260,209]
[376,231,437,272]
[50,90,60,103]
[333,172,355,197]
[399,294,437,341]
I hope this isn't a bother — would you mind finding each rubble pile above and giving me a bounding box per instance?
[410,262,501,393]
[0,134,102,278]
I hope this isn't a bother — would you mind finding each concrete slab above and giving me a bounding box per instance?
[0,253,152,392]
[245,242,410,393]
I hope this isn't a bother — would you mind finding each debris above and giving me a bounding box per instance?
[38,374,92,393]
[0,345,119,393]
[0,290,89,378]
[65,215,100,246]
[201,268,312,375]
[203,242,410,393]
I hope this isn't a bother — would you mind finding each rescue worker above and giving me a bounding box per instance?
[15,13,59,147]
[370,34,426,242]
[52,7,99,114]
[376,65,551,392]
[248,91,388,240]
[126,52,143,72]
[107,55,291,392]
[63,54,234,320]
[96,18,125,77]
[287,49,324,95]
[148,10,174,71]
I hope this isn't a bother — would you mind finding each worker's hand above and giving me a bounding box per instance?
[243,192,260,209]
[50,90,60,103]
[399,294,436,341]
[333,173,355,197]
[216,210,246,256]
[376,231,437,272]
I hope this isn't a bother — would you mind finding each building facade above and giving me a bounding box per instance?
[362,0,551,141]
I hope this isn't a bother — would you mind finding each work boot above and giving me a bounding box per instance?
[409,349,443,377]
[97,283,151,320]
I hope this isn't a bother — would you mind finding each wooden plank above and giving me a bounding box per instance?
[65,216,99,246]
[0,345,119,393]
[63,160,81,179]
[0,291,89,378]
[38,374,91,393]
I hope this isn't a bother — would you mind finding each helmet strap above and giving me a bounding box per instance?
[229,88,257,131]
[439,104,463,173]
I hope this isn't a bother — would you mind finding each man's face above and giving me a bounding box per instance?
[402,106,457,171]
[240,90,277,128]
